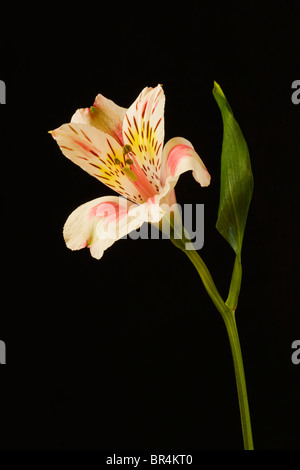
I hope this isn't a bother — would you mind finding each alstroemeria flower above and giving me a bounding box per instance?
[50,85,210,259]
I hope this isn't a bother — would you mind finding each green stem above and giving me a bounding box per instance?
[171,235,254,449]
[226,255,242,311]
[223,312,254,450]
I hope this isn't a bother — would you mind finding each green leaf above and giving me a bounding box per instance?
[213,82,254,257]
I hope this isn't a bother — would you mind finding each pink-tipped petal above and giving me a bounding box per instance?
[160,137,211,187]
[63,196,145,260]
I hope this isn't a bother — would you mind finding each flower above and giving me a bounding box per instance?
[50,85,211,259]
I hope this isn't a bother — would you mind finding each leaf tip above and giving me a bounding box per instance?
[213,81,225,98]
[213,81,233,115]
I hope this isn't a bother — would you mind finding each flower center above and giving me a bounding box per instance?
[114,145,158,202]
[113,145,137,182]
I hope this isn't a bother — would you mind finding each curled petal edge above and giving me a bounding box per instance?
[160,137,211,188]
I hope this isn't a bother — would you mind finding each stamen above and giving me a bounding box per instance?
[113,146,137,181]
[123,144,132,155]
[122,166,138,181]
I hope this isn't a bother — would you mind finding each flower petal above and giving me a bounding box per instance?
[160,137,211,187]
[63,196,145,260]
[71,93,127,146]
[122,85,165,188]
[51,122,147,203]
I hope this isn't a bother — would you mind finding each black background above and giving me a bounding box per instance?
[1,1,299,451]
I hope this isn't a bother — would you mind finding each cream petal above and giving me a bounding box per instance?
[71,93,127,146]
[51,122,146,203]
[122,85,165,190]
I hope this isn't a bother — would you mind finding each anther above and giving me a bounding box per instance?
[123,144,132,155]
[90,106,99,114]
